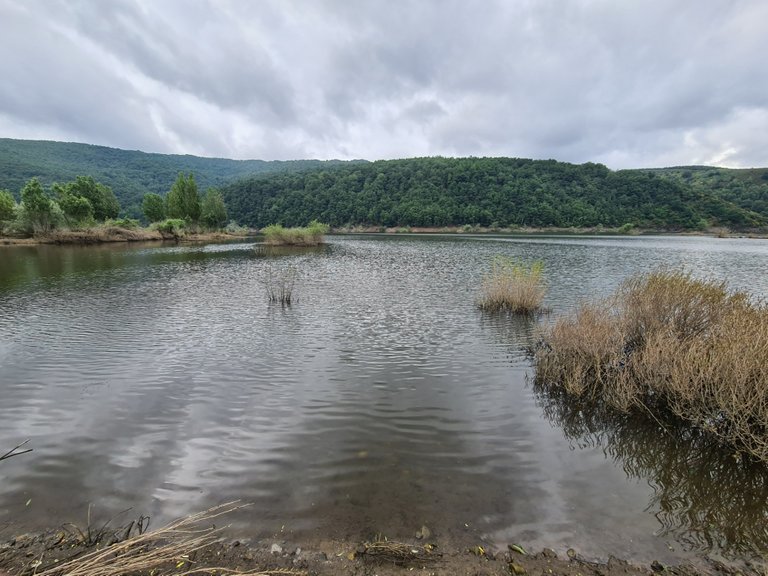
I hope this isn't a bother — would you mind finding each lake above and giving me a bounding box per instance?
[1,234,767,564]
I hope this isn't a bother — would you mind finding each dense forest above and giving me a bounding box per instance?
[222,157,766,230]
[0,139,356,219]
[2,139,766,231]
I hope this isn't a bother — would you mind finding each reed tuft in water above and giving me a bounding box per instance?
[261,265,298,306]
[478,257,546,314]
[262,220,329,246]
[535,270,768,463]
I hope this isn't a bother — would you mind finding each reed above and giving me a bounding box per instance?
[261,265,297,306]
[535,270,768,462]
[478,257,546,313]
[262,221,329,246]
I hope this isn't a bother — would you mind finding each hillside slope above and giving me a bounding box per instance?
[0,138,356,216]
[222,157,765,230]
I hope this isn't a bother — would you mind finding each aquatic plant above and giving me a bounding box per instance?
[262,220,329,246]
[478,257,546,313]
[261,265,297,306]
[535,270,768,463]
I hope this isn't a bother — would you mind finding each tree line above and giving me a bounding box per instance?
[0,173,228,236]
[221,157,766,230]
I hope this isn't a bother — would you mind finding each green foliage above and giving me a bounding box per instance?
[142,193,166,223]
[108,217,141,229]
[0,138,354,217]
[0,189,15,222]
[58,192,94,226]
[262,220,329,246]
[224,221,248,235]
[167,173,201,222]
[201,188,228,229]
[222,158,766,231]
[20,177,58,234]
[64,175,119,221]
[152,218,186,237]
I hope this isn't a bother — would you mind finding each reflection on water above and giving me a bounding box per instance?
[534,383,768,556]
[1,235,768,563]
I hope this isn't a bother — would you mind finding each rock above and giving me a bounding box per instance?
[270,543,283,555]
[294,547,301,556]
[509,561,527,574]
[651,560,665,572]
[567,548,576,559]
[541,548,557,559]
[416,525,432,540]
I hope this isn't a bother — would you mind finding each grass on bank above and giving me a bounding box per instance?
[261,221,329,246]
[478,257,546,313]
[534,270,768,463]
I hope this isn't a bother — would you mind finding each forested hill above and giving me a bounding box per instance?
[0,138,356,217]
[222,157,766,230]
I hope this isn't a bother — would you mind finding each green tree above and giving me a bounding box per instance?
[58,193,94,225]
[0,189,16,222]
[20,178,57,233]
[201,188,227,229]
[65,176,120,221]
[167,173,201,222]
[142,193,166,223]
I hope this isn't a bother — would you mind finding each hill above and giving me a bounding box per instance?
[222,157,766,230]
[0,138,357,218]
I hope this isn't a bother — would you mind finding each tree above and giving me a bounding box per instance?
[142,193,166,223]
[201,188,228,229]
[0,189,16,222]
[20,178,57,233]
[167,173,201,222]
[59,193,94,225]
[65,176,119,221]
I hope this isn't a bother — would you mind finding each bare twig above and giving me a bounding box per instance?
[0,440,32,462]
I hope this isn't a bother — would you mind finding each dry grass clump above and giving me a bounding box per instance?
[535,270,768,462]
[478,257,546,314]
[359,540,436,565]
[261,221,329,246]
[34,503,303,576]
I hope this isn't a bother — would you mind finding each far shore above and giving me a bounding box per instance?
[2,224,766,247]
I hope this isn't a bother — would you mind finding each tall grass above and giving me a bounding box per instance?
[262,220,329,246]
[535,270,768,462]
[478,257,546,313]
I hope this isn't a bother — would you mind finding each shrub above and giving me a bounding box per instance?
[535,270,768,462]
[107,217,141,230]
[478,257,546,313]
[152,218,186,238]
[262,220,329,246]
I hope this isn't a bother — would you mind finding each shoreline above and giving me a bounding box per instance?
[0,228,253,246]
[0,528,757,576]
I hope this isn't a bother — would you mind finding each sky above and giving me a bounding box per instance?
[0,0,766,168]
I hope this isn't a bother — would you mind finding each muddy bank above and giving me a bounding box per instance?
[0,229,251,246]
[0,528,758,576]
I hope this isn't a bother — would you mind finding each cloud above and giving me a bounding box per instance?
[0,0,766,167]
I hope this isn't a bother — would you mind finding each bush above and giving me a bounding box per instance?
[478,257,546,313]
[262,220,329,246]
[107,217,141,230]
[152,218,186,238]
[535,270,768,462]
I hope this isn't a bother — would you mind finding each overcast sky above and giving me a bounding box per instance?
[1,1,766,168]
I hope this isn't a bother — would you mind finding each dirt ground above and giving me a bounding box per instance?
[0,528,759,576]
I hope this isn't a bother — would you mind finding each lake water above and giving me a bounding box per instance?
[1,234,767,564]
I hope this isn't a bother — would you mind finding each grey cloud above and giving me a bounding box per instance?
[0,0,766,166]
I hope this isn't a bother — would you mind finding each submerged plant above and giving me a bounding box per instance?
[478,256,546,314]
[261,265,298,306]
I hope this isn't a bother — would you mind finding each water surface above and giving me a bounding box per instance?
[1,235,767,563]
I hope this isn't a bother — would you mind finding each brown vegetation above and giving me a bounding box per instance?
[478,258,546,314]
[535,270,768,462]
